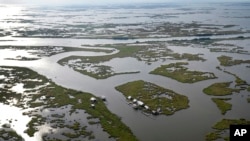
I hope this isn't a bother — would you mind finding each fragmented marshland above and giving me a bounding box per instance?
[206,119,250,141]
[0,128,24,141]
[204,68,249,115]
[215,67,249,92]
[10,20,248,39]
[211,98,232,115]
[203,82,240,96]
[0,66,137,141]
[58,43,207,79]
[168,37,250,55]
[0,45,113,61]
[1,3,250,141]
[217,55,250,67]
[150,62,216,83]
[209,42,250,55]
[1,40,249,141]
[115,80,189,115]
[58,45,143,79]
[222,70,248,87]
[203,68,249,96]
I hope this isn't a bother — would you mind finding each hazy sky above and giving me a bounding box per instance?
[0,0,249,5]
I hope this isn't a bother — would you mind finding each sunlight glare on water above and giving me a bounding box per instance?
[0,103,33,141]
[0,5,24,28]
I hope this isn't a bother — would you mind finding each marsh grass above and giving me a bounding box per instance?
[217,55,250,66]
[211,98,232,115]
[0,66,137,141]
[115,80,189,115]
[150,62,216,83]
[203,82,240,96]
[206,119,250,141]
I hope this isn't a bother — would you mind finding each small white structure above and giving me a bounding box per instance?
[40,96,46,100]
[144,105,149,110]
[127,96,132,100]
[157,107,161,113]
[90,97,97,103]
[91,104,95,108]
[137,101,144,107]
[133,99,137,103]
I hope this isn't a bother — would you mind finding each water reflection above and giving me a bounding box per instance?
[0,40,250,141]
[0,103,32,141]
[0,3,250,141]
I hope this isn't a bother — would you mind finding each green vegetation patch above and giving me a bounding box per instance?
[150,62,216,83]
[211,47,249,55]
[209,42,249,55]
[75,64,139,79]
[25,115,46,137]
[36,86,138,141]
[59,45,143,64]
[133,43,206,63]
[12,21,246,39]
[0,66,137,141]
[203,82,240,96]
[211,98,232,115]
[214,119,250,130]
[206,119,250,141]
[58,43,206,79]
[61,124,94,140]
[0,128,24,141]
[115,80,189,115]
[235,76,248,87]
[57,41,209,79]
[217,55,250,66]
[0,45,112,61]
[205,132,220,141]
[0,66,47,105]
[223,70,248,87]
[58,45,143,79]
[170,53,206,61]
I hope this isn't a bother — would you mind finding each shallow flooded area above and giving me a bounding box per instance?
[0,2,250,141]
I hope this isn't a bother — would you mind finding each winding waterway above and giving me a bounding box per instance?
[1,35,250,141]
[1,2,250,141]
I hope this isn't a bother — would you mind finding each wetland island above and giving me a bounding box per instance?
[0,1,250,141]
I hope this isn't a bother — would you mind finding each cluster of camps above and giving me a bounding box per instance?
[127,96,161,115]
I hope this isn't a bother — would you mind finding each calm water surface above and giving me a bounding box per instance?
[0,3,250,141]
